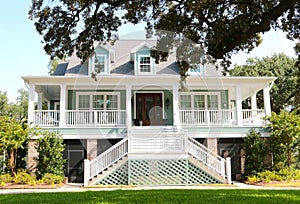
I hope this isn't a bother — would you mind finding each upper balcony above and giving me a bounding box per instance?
[31,108,265,128]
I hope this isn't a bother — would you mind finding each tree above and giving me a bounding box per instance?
[267,111,300,169]
[35,130,66,179]
[243,129,266,177]
[230,53,299,113]
[0,116,28,175]
[0,91,9,116]
[29,0,300,73]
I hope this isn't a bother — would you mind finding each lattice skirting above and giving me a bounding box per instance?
[96,159,222,185]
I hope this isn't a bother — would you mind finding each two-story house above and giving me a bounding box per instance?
[22,39,276,186]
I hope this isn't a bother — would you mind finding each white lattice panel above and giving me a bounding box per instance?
[96,159,222,186]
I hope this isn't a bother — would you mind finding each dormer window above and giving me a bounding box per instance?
[94,55,106,74]
[139,55,151,73]
[188,64,205,76]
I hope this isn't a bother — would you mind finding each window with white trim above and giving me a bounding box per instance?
[94,55,106,74]
[138,55,152,73]
[179,92,220,110]
[76,92,119,110]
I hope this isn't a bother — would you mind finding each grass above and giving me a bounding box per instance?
[0,189,300,204]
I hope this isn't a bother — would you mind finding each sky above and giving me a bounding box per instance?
[0,1,297,102]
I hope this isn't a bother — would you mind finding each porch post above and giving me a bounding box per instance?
[235,85,243,126]
[251,94,257,110]
[37,92,43,110]
[172,84,181,130]
[28,83,35,126]
[59,84,66,127]
[263,86,271,116]
[126,84,132,133]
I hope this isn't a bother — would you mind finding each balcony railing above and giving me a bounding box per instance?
[179,109,265,126]
[179,109,236,126]
[33,110,126,127]
[33,109,265,127]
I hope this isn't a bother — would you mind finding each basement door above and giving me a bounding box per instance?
[136,93,163,126]
[68,150,84,183]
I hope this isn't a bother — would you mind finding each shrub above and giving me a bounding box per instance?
[0,173,13,183]
[13,169,36,184]
[42,173,64,185]
[258,170,282,183]
[247,175,259,183]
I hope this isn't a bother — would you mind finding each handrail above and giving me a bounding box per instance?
[187,137,226,177]
[85,137,128,184]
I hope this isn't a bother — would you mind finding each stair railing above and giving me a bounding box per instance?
[84,137,128,186]
[187,137,227,178]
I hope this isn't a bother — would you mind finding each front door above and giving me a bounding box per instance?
[136,93,163,126]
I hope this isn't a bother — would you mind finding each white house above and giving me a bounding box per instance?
[22,39,276,186]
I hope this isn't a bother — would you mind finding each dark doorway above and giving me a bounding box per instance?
[63,140,86,183]
[136,93,163,125]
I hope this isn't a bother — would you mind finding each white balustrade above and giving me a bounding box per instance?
[130,133,185,153]
[242,109,265,125]
[179,110,236,126]
[85,137,128,183]
[33,110,60,126]
[65,110,126,126]
[187,137,226,178]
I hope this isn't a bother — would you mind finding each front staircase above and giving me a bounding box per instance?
[84,131,231,186]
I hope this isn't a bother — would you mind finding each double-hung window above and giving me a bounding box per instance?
[179,92,220,110]
[138,55,152,73]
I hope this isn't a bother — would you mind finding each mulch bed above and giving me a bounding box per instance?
[0,183,64,189]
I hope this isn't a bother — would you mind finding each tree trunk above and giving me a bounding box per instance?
[8,150,16,176]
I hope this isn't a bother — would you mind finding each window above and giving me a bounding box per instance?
[138,55,152,73]
[188,64,205,76]
[179,92,220,109]
[77,92,120,110]
[180,95,192,109]
[94,55,106,74]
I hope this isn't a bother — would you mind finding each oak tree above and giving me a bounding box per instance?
[29,0,300,74]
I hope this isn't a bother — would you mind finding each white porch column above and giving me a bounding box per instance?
[263,86,272,116]
[59,84,67,127]
[28,84,35,126]
[126,84,132,133]
[37,92,43,110]
[251,94,257,110]
[235,85,243,126]
[173,84,181,130]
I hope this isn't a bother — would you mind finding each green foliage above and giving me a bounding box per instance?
[230,54,299,113]
[247,168,300,183]
[42,173,64,185]
[0,173,13,183]
[13,169,35,185]
[258,171,282,183]
[35,130,66,179]
[29,1,300,72]
[267,111,300,169]
[243,129,266,177]
[0,116,29,175]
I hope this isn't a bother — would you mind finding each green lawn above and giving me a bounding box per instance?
[0,189,300,204]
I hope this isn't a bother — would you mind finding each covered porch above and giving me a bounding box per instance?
[23,76,276,128]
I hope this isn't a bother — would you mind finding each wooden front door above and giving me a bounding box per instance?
[136,93,163,126]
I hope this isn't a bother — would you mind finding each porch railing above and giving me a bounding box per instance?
[242,109,265,125]
[33,110,60,127]
[179,110,235,126]
[65,110,126,126]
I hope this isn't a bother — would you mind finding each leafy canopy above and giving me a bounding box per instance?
[29,0,300,72]
[230,53,299,113]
